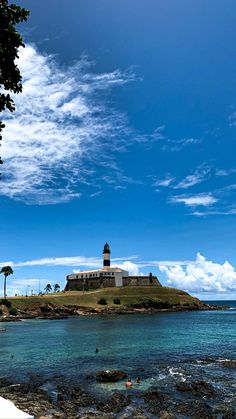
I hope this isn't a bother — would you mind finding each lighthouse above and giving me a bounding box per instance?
[103,242,111,267]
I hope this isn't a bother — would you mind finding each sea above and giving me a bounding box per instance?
[0,302,236,415]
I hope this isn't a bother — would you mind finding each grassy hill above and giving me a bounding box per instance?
[8,286,203,311]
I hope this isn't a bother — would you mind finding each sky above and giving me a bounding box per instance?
[1,0,236,299]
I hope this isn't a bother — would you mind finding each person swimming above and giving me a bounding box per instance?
[125,378,133,388]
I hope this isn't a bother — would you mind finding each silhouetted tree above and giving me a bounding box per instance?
[0,1,29,173]
[44,283,52,294]
[54,283,60,293]
[0,265,13,299]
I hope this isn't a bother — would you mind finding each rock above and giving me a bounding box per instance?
[143,388,168,404]
[96,391,130,413]
[175,382,192,392]
[197,357,216,365]
[214,403,236,419]
[176,380,215,398]
[96,369,127,382]
[220,360,236,368]
[176,400,214,418]
[159,410,176,419]
[142,388,169,415]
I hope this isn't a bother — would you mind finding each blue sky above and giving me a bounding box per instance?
[1,0,236,299]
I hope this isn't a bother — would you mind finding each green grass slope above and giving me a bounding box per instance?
[9,286,203,311]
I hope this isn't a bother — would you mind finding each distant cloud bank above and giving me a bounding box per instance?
[2,253,236,296]
[159,253,236,293]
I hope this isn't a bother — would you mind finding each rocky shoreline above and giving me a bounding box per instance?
[0,302,227,322]
[0,369,235,419]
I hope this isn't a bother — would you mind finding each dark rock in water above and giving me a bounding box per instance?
[57,384,97,408]
[197,356,216,365]
[0,384,54,417]
[78,414,114,419]
[96,391,130,413]
[0,377,12,388]
[96,369,127,382]
[143,388,169,404]
[176,400,214,419]
[214,403,236,419]
[220,359,236,368]
[159,409,176,419]
[143,388,169,414]
[176,380,216,398]
[175,382,192,392]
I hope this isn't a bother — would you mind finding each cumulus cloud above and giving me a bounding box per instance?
[159,253,236,293]
[116,261,140,275]
[1,45,135,204]
[170,194,218,207]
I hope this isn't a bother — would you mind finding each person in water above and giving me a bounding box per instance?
[136,376,141,384]
[125,378,133,388]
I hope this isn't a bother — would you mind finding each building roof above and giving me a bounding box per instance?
[73,267,126,274]
[103,242,111,254]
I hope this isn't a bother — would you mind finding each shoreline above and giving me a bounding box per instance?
[0,303,228,322]
[0,359,235,419]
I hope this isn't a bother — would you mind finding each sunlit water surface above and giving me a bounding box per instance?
[0,304,236,407]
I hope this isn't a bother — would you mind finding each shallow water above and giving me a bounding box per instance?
[0,306,236,408]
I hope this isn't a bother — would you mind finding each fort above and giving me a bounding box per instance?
[65,243,162,291]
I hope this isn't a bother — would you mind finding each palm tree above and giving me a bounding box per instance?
[54,283,60,293]
[44,283,52,294]
[0,266,13,299]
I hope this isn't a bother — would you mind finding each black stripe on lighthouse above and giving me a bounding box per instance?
[103,242,111,267]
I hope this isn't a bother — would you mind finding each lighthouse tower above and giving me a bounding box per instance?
[103,242,111,267]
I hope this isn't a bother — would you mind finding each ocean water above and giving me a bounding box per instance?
[0,305,236,409]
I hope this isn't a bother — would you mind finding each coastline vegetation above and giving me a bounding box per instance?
[6,286,202,311]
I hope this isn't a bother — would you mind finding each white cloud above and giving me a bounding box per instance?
[116,261,140,275]
[1,45,135,204]
[170,194,218,207]
[161,137,202,152]
[15,256,102,268]
[175,169,209,189]
[0,255,137,269]
[159,253,236,293]
[153,176,175,187]
[2,277,50,297]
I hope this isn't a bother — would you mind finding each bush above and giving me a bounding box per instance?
[0,299,12,308]
[113,298,121,305]
[97,298,107,305]
[9,307,18,316]
[131,298,171,309]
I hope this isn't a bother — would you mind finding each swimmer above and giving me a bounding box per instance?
[125,378,133,388]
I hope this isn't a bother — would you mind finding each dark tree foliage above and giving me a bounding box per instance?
[0,0,29,169]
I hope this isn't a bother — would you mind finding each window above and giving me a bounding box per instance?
[76,275,78,279]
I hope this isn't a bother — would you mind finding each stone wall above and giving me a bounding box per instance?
[65,276,116,291]
[65,272,161,291]
[122,274,161,287]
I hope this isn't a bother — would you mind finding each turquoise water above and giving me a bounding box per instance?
[0,307,236,402]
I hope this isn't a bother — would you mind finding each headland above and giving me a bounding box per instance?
[0,286,222,321]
